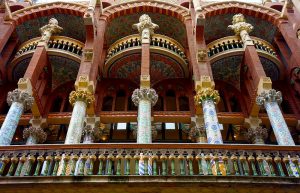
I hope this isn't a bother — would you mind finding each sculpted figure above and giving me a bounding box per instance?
[39,18,63,44]
[133,14,159,42]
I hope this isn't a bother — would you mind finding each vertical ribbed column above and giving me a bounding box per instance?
[256,89,295,146]
[195,88,223,144]
[132,88,158,143]
[0,89,33,145]
[65,91,94,144]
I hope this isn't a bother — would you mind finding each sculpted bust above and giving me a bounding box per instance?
[39,18,63,44]
[133,14,159,42]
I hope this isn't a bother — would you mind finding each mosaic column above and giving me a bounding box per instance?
[23,126,47,145]
[132,88,158,143]
[0,89,34,145]
[65,90,95,144]
[256,89,295,146]
[194,88,223,144]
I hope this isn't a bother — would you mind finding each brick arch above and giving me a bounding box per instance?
[11,2,87,26]
[101,0,191,22]
[201,1,282,26]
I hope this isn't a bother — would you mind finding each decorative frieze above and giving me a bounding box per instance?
[132,88,158,107]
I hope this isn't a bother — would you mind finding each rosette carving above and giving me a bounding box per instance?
[194,88,220,105]
[23,126,47,143]
[256,89,282,107]
[69,90,95,107]
[7,89,34,111]
[131,88,158,106]
[246,126,268,144]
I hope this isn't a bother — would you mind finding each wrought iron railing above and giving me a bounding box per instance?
[207,36,277,58]
[105,34,188,65]
[15,36,84,57]
[0,144,299,178]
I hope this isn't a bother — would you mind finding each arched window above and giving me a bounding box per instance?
[50,97,63,112]
[166,90,177,111]
[179,96,189,111]
[102,96,113,111]
[115,90,126,111]
[154,96,164,111]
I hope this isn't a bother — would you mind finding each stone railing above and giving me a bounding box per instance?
[15,36,84,58]
[0,144,299,178]
[207,36,277,58]
[105,34,188,65]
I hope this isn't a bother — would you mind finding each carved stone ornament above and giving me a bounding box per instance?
[23,126,47,144]
[131,88,158,106]
[256,89,282,107]
[183,123,206,143]
[132,14,159,41]
[228,14,253,45]
[194,87,220,105]
[246,126,268,144]
[39,18,63,44]
[69,90,95,107]
[7,89,34,111]
[197,49,207,62]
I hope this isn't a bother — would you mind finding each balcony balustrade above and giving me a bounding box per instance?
[105,34,188,65]
[0,144,299,178]
[207,36,277,60]
[15,36,84,58]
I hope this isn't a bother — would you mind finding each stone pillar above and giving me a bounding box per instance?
[65,90,95,144]
[194,87,223,144]
[0,89,34,145]
[228,14,254,47]
[132,88,158,143]
[256,89,295,146]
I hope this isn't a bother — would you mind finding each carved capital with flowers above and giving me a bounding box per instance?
[256,89,282,107]
[23,126,47,144]
[7,89,34,111]
[246,126,268,144]
[131,88,158,106]
[69,90,95,107]
[194,87,220,106]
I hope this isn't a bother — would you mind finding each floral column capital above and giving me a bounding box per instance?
[194,87,220,106]
[228,14,254,46]
[69,90,95,107]
[133,14,159,43]
[131,88,158,106]
[23,126,47,144]
[246,126,268,144]
[7,89,34,111]
[256,89,282,106]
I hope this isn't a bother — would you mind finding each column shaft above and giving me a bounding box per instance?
[202,100,223,144]
[0,102,24,145]
[265,102,295,145]
[26,136,37,145]
[65,101,87,144]
[137,99,152,143]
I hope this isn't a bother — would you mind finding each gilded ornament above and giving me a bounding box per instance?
[69,90,95,107]
[197,49,207,62]
[194,88,220,105]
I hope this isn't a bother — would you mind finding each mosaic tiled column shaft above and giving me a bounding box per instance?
[194,88,223,144]
[132,88,158,143]
[65,91,94,144]
[256,89,295,146]
[0,89,33,145]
